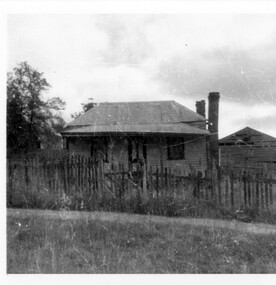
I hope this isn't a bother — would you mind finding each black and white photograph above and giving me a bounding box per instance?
[4,0,276,277]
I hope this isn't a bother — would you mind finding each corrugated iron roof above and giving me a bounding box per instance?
[219,127,276,143]
[62,122,210,135]
[67,101,206,127]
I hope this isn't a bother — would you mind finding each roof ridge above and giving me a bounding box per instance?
[98,100,175,105]
[219,126,276,141]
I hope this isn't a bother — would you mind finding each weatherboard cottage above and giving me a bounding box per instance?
[61,92,220,174]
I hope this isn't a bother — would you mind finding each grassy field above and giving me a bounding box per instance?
[7,209,276,273]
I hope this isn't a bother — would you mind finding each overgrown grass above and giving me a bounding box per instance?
[8,185,276,225]
[7,209,276,273]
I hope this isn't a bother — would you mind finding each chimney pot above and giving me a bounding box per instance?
[196,100,206,117]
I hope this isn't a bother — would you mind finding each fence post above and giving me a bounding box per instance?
[172,168,176,198]
[247,172,251,207]
[230,170,234,210]
[109,163,113,194]
[205,169,209,201]
[264,174,269,209]
[112,163,117,199]
[87,158,92,201]
[243,171,247,207]
[80,155,84,195]
[67,156,71,195]
[251,173,255,209]
[236,170,241,208]
[81,156,85,196]
[142,163,147,193]
[73,156,79,194]
[24,158,29,188]
[148,166,153,207]
[256,173,260,209]
[156,167,159,198]
[165,168,168,192]
[99,159,104,196]
[269,174,273,206]
[168,168,172,195]
[198,171,203,200]
[160,155,164,190]
[260,173,265,209]
[225,175,229,208]
[92,164,97,209]
[83,157,88,197]
[210,168,215,200]
[62,157,66,195]
[121,164,125,211]
[7,159,13,206]
[136,163,141,213]
[71,155,76,195]
[217,167,222,205]
[55,159,60,199]
[77,155,80,193]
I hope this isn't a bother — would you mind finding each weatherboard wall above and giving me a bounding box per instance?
[219,128,276,166]
[66,135,208,174]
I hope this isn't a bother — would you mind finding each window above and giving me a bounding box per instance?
[167,137,185,160]
[91,137,109,162]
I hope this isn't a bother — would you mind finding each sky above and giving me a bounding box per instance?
[7,13,276,139]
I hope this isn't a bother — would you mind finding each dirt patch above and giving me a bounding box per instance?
[7,208,276,235]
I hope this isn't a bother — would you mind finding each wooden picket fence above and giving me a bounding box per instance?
[209,168,275,211]
[6,154,276,215]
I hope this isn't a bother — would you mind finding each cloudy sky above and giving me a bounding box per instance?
[7,13,276,138]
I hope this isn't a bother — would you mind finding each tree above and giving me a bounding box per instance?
[70,98,96,119]
[7,62,66,155]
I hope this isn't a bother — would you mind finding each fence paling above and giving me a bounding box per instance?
[121,164,125,208]
[6,155,276,213]
[165,168,168,192]
[269,175,273,206]
[243,172,247,207]
[264,175,268,209]
[246,173,250,207]
[156,168,159,198]
[230,171,234,210]
[7,159,13,206]
[217,168,222,205]
[225,177,229,208]
[168,168,172,194]
[256,174,260,209]
[149,166,153,202]
[260,174,265,209]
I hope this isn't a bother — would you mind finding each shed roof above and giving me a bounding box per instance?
[219,127,276,144]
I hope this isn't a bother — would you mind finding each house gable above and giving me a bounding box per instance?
[219,127,276,164]
[219,127,276,146]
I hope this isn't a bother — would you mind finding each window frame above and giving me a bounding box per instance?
[167,137,185,160]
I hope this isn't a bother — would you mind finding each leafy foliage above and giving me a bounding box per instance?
[7,62,66,155]
[70,98,96,119]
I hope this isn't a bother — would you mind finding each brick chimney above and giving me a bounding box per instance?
[196,100,206,117]
[208,92,220,167]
